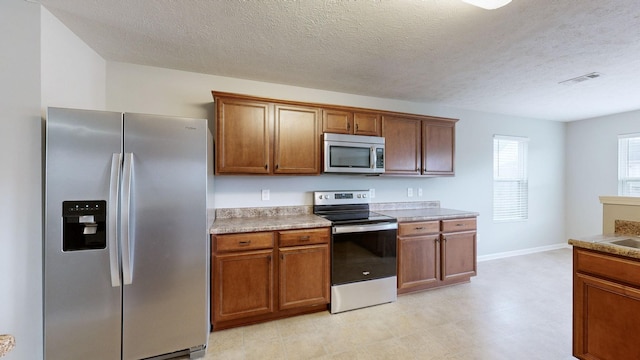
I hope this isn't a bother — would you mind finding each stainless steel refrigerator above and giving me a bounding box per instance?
[44,107,210,360]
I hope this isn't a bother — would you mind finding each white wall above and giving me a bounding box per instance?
[566,109,640,239]
[0,4,107,359]
[106,62,567,257]
[0,2,41,359]
[41,7,106,111]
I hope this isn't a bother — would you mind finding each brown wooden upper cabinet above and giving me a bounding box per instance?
[274,104,321,174]
[213,92,321,175]
[213,91,456,177]
[322,108,381,136]
[382,115,457,176]
[381,116,422,175]
[423,119,456,176]
[214,96,272,174]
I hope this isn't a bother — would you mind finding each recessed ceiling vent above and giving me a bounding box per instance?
[559,72,603,86]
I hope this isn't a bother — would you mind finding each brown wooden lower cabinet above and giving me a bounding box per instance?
[213,249,275,323]
[279,243,330,310]
[573,248,640,360]
[398,218,477,294]
[211,227,330,330]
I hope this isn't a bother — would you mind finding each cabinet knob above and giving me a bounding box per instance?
[355,123,359,132]
[276,164,279,170]
[347,122,351,131]
[264,164,268,170]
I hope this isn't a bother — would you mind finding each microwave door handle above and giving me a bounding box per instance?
[370,146,376,169]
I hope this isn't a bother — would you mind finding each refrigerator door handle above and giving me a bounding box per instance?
[122,152,134,285]
[108,153,123,287]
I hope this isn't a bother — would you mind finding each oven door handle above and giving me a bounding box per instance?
[333,222,398,234]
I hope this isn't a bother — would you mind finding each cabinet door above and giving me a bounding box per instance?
[279,244,330,310]
[213,249,275,323]
[441,231,476,281]
[215,97,272,174]
[574,273,640,360]
[382,116,421,175]
[353,112,381,136]
[422,120,455,176]
[322,108,353,134]
[274,104,321,174]
[397,234,440,290]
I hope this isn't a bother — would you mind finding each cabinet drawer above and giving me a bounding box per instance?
[441,218,476,232]
[279,228,330,247]
[575,248,640,288]
[398,221,440,236]
[215,232,274,252]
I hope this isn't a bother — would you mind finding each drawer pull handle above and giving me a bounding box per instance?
[415,227,425,230]
[238,240,251,246]
[299,236,311,241]
[455,223,464,226]
[363,271,370,276]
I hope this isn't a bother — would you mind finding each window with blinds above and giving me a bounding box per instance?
[618,133,640,197]
[493,135,529,222]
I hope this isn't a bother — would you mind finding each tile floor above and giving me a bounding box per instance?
[203,248,574,360]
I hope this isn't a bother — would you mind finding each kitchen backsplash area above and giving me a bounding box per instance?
[615,220,640,236]
[600,196,640,234]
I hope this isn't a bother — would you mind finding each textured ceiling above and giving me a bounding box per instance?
[39,0,640,121]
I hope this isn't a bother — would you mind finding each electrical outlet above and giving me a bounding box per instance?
[369,188,375,198]
[418,188,423,197]
[407,188,413,197]
[261,189,270,201]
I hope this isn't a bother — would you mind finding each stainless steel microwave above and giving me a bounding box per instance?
[323,133,385,174]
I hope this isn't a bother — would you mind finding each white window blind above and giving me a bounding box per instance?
[493,135,529,222]
[618,133,640,197]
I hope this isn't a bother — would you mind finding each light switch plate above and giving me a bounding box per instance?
[261,189,270,201]
[407,188,413,197]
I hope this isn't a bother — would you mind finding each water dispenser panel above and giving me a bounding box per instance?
[62,200,107,251]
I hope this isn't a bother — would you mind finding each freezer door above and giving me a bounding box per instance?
[44,108,123,360]
[122,113,209,359]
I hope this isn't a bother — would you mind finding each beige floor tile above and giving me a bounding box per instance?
[205,248,574,360]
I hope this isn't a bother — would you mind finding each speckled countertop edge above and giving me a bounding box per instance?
[210,202,479,234]
[568,234,640,260]
[375,208,479,222]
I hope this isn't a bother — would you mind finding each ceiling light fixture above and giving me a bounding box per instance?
[463,0,512,10]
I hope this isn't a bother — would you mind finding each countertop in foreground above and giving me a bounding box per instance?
[569,234,640,260]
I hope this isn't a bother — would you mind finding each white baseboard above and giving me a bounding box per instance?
[477,243,571,262]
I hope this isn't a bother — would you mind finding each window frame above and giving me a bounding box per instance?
[493,135,529,222]
[618,133,640,197]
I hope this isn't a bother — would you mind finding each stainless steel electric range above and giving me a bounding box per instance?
[313,190,398,313]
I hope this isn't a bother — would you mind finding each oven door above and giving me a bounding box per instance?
[331,222,397,285]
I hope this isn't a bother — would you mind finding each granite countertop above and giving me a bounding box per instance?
[569,234,640,260]
[375,208,479,222]
[211,214,331,234]
[210,202,478,234]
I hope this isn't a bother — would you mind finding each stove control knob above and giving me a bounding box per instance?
[362,194,367,198]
